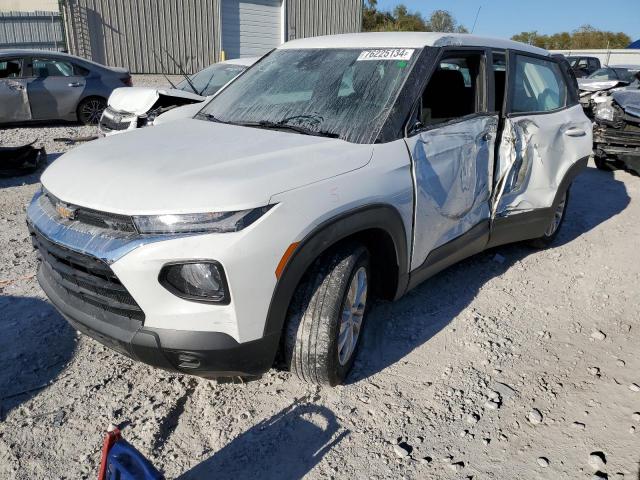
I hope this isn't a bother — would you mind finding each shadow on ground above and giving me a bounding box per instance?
[0,295,76,418]
[349,165,630,384]
[178,402,348,480]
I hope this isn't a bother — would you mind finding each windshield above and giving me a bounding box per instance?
[587,68,616,80]
[198,48,420,143]
[177,63,247,96]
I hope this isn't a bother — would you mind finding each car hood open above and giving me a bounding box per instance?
[41,119,373,215]
[108,87,205,115]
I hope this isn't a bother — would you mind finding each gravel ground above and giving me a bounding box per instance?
[1,76,640,479]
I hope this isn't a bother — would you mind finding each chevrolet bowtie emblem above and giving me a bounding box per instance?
[55,202,77,220]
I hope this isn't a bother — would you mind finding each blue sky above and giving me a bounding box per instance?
[376,0,640,42]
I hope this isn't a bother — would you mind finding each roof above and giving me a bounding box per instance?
[221,57,259,67]
[0,49,79,58]
[0,48,123,71]
[628,39,640,49]
[280,32,549,56]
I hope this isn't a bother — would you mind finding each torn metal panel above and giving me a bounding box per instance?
[0,79,31,122]
[406,115,498,270]
[0,142,45,177]
[493,105,593,217]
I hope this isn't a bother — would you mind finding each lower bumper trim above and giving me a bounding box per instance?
[38,263,278,378]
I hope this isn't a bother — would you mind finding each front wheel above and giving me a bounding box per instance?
[77,97,107,125]
[283,243,370,386]
[528,189,569,249]
[594,155,617,172]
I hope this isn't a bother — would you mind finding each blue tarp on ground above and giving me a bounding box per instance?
[628,39,640,49]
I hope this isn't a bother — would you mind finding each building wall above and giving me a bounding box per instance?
[0,0,58,12]
[63,0,222,74]
[551,49,640,67]
[287,0,362,40]
[63,0,362,73]
[0,10,64,50]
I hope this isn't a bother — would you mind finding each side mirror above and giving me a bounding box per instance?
[407,120,424,136]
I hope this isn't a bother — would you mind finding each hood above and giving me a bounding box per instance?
[41,119,373,215]
[578,79,627,93]
[612,90,640,118]
[108,87,204,115]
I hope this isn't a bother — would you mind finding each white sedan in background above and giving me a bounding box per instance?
[99,57,257,135]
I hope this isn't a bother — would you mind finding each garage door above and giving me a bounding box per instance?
[222,0,282,59]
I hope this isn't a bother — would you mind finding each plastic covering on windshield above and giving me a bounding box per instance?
[199,48,420,144]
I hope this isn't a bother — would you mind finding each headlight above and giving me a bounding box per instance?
[133,206,273,234]
[594,103,616,122]
[160,261,229,303]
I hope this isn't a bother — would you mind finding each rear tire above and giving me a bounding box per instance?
[528,188,569,249]
[283,243,370,386]
[594,155,617,172]
[77,97,107,125]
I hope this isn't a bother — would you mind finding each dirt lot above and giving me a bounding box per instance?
[1,76,639,480]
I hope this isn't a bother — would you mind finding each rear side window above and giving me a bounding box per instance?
[511,55,567,114]
[32,58,75,78]
[0,59,22,78]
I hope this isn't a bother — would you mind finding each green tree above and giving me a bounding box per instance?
[511,26,631,49]
[427,10,468,33]
[362,1,467,33]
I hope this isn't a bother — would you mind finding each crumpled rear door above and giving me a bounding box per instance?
[492,52,593,217]
[492,107,592,216]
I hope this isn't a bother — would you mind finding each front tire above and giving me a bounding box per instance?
[77,97,107,125]
[284,243,370,386]
[528,189,569,249]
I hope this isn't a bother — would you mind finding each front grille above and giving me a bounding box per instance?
[100,107,134,131]
[42,191,137,234]
[31,229,145,321]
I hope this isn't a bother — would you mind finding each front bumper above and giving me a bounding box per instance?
[37,250,277,377]
[594,125,640,174]
[26,190,282,377]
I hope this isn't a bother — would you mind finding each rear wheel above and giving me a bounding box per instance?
[77,97,106,125]
[528,189,569,249]
[283,243,370,386]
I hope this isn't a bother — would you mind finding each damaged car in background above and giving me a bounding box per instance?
[574,66,640,173]
[27,33,591,387]
[592,88,640,173]
[99,58,257,135]
[0,50,131,125]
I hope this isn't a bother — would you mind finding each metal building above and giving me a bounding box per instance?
[61,0,362,74]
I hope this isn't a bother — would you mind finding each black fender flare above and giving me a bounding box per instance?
[261,204,410,358]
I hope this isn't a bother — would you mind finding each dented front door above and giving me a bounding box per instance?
[406,115,499,270]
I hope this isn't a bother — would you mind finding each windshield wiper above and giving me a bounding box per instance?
[234,120,340,139]
[195,112,226,123]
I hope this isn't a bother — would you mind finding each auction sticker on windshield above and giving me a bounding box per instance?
[357,49,415,61]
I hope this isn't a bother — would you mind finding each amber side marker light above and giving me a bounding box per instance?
[275,242,300,279]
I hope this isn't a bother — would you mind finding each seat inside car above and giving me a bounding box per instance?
[422,69,470,124]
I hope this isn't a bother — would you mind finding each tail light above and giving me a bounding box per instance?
[121,76,133,87]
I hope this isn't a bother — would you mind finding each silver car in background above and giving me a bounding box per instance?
[99,57,257,135]
[0,49,131,125]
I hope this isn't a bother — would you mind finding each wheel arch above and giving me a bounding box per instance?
[263,204,410,343]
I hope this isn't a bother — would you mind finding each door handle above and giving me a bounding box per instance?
[564,127,587,137]
[68,82,83,87]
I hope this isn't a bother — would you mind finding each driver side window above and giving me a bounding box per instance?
[414,53,483,129]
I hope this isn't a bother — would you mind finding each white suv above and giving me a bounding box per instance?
[27,33,592,386]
